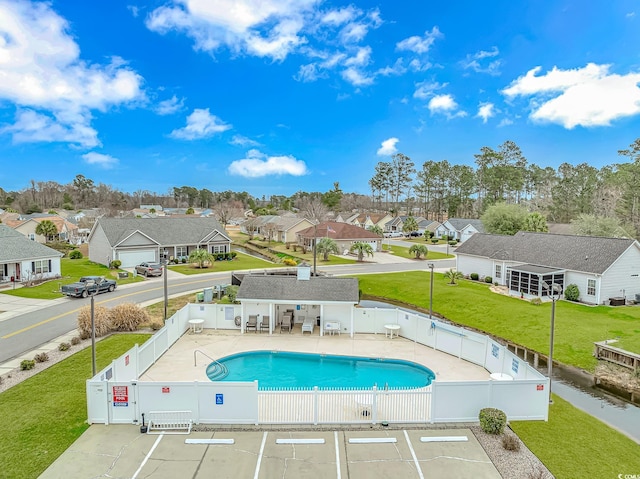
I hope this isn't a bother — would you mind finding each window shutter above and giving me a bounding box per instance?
[32,261,35,273]
[48,260,52,272]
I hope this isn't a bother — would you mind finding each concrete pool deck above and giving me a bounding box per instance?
[140,327,491,383]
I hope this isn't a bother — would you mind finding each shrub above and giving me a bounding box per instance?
[530,297,542,306]
[21,359,35,371]
[69,249,83,259]
[502,433,521,451]
[442,235,449,241]
[110,303,149,331]
[448,240,457,246]
[484,276,493,283]
[58,342,70,351]
[77,304,111,338]
[230,252,237,259]
[110,259,122,269]
[283,258,297,266]
[430,238,439,244]
[479,407,507,434]
[34,352,49,363]
[564,283,580,301]
[71,336,81,345]
[181,257,187,263]
[149,318,165,330]
[470,273,479,281]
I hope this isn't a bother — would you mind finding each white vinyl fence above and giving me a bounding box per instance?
[86,304,549,426]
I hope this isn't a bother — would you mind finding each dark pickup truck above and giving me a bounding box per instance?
[60,276,117,298]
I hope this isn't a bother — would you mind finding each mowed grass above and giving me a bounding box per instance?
[511,394,640,478]
[0,334,150,479]
[1,258,143,299]
[168,251,280,275]
[384,244,453,261]
[356,271,640,371]
[250,240,357,265]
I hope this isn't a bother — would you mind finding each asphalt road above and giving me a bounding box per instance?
[0,256,455,364]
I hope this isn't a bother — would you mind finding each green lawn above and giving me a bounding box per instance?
[249,240,357,266]
[0,334,150,479]
[356,271,640,371]
[512,394,640,478]
[0,258,143,299]
[169,251,281,275]
[383,244,453,261]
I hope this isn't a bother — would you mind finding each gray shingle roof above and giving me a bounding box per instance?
[237,275,359,302]
[0,225,63,262]
[446,218,485,232]
[93,217,228,247]
[455,231,636,274]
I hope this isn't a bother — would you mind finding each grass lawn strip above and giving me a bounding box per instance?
[0,334,150,479]
[384,244,453,261]
[168,250,281,275]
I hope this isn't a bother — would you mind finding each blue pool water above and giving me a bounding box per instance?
[206,351,435,389]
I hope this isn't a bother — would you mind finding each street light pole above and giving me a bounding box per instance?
[86,282,97,377]
[542,281,562,404]
[313,223,317,277]
[163,264,168,321]
[428,263,434,320]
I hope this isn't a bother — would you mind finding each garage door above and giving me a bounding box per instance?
[117,249,156,267]
[367,241,378,252]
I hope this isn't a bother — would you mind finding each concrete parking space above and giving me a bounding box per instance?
[39,426,500,479]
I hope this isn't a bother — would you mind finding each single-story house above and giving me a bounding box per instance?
[455,231,640,304]
[296,221,383,253]
[88,217,231,267]
[0,225,63,283]
[5,214,79,244]
[241,215,314,243]
[236,268,359,336]
[346,213,393,231]
[384,216,426,234]
[418,219,441,236]
[435,218,485,242]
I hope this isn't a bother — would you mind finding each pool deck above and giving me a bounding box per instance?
[140,326,491,383]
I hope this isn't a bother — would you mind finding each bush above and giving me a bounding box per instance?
[430,238,439,244]
[470,273,479,281]
[448,240,458,246]
[20,359,35,371]
[110,303,149,331]
[564,283,579,301]
[442,235,449,241]
[58,342,70,351]
[34,352,49,363]
[479,407,507,434]
[502,433,521,451]
[71,336,81,345]
[181,257,187,263]
[283,258,297,266]
[530,297,542,306]
[484,276,493,283]
[77,304,111,338]
[69,249,83,259]
[149,318,165,330]
[110,259,122,269]
[230,251,237,259]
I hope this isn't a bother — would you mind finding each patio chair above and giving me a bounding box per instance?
[259,315,270,333]
[246,315,258,333]
[281,313,292,333]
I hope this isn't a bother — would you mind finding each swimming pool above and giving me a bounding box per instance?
[206,351,435,389]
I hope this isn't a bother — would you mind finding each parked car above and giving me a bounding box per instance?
[407,231,423,237]
[384,231,404,238]
[60,276,117,298]
[135,262,163,277]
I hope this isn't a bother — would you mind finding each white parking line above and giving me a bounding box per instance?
[254,432,268,479]
[335,431,341,479]
[348,437,397,444]
[420,436,468,442]
[132,433,164,479]
[404,430,424,479]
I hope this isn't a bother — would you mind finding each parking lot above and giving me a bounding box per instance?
[40,426,501,478]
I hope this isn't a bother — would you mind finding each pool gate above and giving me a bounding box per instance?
[86,303,550,426]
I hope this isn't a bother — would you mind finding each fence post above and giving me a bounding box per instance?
[430,382,436,423]
[313,386,318,425]
[372,386,378,425]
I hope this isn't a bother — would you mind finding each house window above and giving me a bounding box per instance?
[212,245,227,254]
[176,246,187,258]
[28,233,35,241]
[587,279,596,296]
[495,264,502,279]
[32,260,50,274]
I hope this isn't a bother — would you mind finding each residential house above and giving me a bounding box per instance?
[5,214,79,244]
[241,215,314,244]
[417,219,441,236]
[346,213,393,231]
[297,221,382,253]
[384,216,426,234]
[0,225,63,283]
[88,217,231,267]
[435,218,485,242]
[455,231,640,304]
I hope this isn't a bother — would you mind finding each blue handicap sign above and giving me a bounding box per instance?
[216,393,224,405]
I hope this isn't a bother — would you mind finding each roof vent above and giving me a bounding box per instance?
[297,265,311,281]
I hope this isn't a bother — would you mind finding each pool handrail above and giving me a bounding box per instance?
[194,349,221,369]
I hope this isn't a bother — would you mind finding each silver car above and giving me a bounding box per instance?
[135,262,163,277]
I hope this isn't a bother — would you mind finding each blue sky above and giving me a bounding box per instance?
[0,0,639,197]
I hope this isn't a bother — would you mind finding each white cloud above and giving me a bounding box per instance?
[409,59,431,72]
[413,81,446,100]
[476,102,495,123]
[341,67,374,86]
[460,46,501,75]
[396,26,442,54]
[82,152,119,169]
[626,11,635,18]
[377,59,406,77]
[0,0,144,148]
[377,137,399,156]
[155,95,184,115]
[498,118,513,127]
[502,63,640,128]
[294,63,324,82]
[228,149,307,177]
[170,108,231,140]
[321,6,360,25]
[344,46,371,67]
[428,94,467,118]
[230,134,261,147]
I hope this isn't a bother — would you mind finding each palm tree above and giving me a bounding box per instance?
[444,268,464,285]
[188,248,214,268]
[402,216,419,236]
[35,220,58,242]
[367,225,383,237]
[316,237,339,261]
[408,244,428,259]
[349,242,374,262]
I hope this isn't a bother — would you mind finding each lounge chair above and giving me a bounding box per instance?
[246,315,258,333]
[281,313,292,333]
[259,315,270,333]
[301,316,314,335]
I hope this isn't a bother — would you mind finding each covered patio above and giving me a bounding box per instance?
[507,264,565,298]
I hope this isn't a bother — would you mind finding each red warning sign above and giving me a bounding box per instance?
[536,384,544,391]
[162,387,170,393]
[113,385,129,407]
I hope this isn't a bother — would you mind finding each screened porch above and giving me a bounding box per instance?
[507,264,565,298]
